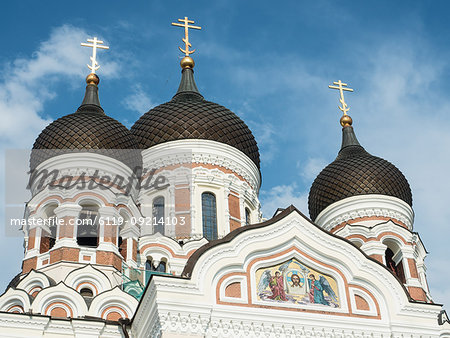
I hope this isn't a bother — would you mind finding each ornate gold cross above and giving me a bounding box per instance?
[81,37,109,73]
[328,80,354,115]
[171,16,201,56]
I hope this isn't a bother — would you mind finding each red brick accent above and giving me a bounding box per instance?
[229,219,241,232]
[408,258,419,279]
[40,231,50,254]
[175,186,190,211]
[27,228,36,250]
[225,282,241,298]
[408,286,427,301]
[82,255,91,261]
[175,186,191,238]
[106,311,123,321]
[103,224,116,244]
[355,294,370,310]
[228,194,240,219]
[42,259,49,265]
[50,307,67,317]
[49,247,80,264]
[101,306,127,320]
[132,240,137,262]
[96,251,122,270]
[58,217,75,239]
[370,254,384,263]
[120,239,127,260]
[22,257,37,274]
[45,301,73,318]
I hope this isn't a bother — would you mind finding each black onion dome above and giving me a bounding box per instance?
[308,125,412,221]
[131,67,260,169]
[31,77,141,170]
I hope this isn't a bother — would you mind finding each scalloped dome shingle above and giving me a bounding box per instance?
[308,127,412,221]
[31,83,141,170]
[130,68,260,169]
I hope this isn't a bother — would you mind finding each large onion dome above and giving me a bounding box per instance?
[31,74,141,170]
[308,118,412,221]
[131,57,260,169]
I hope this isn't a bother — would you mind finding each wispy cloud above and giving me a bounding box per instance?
[0,25,119,148]
[298,157,328,182]
[260,184,309,219]
[247,120,278,163]
[122,84,155,115]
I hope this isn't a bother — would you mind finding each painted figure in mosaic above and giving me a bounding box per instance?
[268,271,287,301]
[308,274,338,305]
[308,274,328,305]
[288,273,303,294]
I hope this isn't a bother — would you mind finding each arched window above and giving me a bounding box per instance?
[245,208,251,226]
[202,192,217,241]
[80,288,93,297]
[76,204,99,247]
[152,197,165,235]
[385,247,406,284]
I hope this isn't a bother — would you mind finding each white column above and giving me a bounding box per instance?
[53,203,82,248]
[97,206,120,253]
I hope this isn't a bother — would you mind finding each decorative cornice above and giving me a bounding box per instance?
[142,139,261,192]
[315,195,414,232]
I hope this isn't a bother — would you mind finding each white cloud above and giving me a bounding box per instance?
[247,120,278,163]
[122,84,155,114]
[299,157,328,182]
[0,25,119,149]
[260,184,308,219]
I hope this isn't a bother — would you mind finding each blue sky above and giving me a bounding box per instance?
[1,1,449,310]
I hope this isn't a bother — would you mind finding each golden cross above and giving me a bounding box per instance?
[81,37,109,74]
[171,16,201,56]
[328,80,354,115]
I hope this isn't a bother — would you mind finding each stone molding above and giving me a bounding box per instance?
[142,139,261,192]
[315,195,414,231]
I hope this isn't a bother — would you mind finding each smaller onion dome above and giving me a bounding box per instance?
[308,117,412,221]
[31,74,141,170]
[131,56,260,169]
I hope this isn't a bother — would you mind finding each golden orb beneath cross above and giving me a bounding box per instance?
[340,114,353,127]
[180,56,195,69]
[86,73,99,85]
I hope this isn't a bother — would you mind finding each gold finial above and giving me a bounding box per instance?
[328,80,354,127]
[180,56,195,69]
[81,37,109,74]
[340,114,353,127]
[86,73,99,85]
[172,16,201,59]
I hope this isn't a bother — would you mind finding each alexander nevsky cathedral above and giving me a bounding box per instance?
[0,17,449,337]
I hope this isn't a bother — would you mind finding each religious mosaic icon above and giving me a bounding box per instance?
[256,259,339,307]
